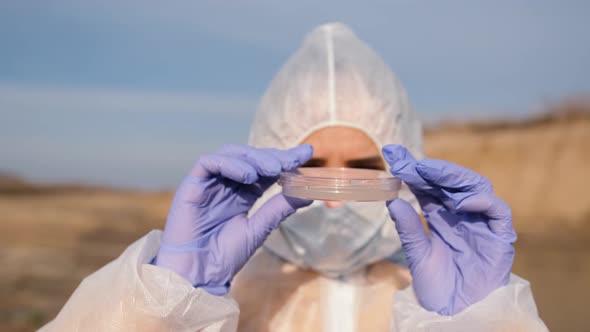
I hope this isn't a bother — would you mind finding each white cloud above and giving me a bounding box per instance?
[0,82,258,189]
[0,82,257,115]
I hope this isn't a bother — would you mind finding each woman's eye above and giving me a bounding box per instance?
[352,165,384,171]
[346,163,385,170]
[302,159,325,167]
[346,157,386,170]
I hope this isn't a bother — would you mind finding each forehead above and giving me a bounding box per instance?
[301,126,380,158]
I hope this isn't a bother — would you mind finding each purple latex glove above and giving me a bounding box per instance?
[382,145,516,315]
[155,144,313,295]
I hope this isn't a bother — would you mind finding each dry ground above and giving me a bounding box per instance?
[1,110,589,331]
[424,110,590,331]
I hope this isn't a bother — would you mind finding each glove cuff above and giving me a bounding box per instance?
[199,283,231,296]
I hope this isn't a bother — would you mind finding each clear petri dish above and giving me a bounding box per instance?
[279,167,401,201]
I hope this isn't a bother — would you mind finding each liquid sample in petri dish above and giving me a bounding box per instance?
[279,167,401,201]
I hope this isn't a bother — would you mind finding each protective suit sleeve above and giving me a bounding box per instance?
[39,230,239,332]
[390,274,548,332]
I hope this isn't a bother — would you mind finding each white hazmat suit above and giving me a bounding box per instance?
[40,23,548,331]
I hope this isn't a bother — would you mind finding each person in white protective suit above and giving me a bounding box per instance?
[40,23,548,332]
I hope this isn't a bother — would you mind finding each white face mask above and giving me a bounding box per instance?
[264,200,402,277]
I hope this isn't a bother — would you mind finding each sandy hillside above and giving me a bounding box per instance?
[425,107,590,229]
[424,107,590,331]
[0,105,589,331]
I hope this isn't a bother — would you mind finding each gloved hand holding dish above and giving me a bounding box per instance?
[279,167,401,201]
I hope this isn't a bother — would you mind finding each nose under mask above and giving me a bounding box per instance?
[264,200,402,277]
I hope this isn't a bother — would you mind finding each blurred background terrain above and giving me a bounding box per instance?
[1,1,589,331]
[2,100,588,331]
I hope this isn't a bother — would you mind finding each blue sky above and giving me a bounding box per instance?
[1,1,589,189]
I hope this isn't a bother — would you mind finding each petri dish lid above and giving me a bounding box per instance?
[279,167,401,202]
